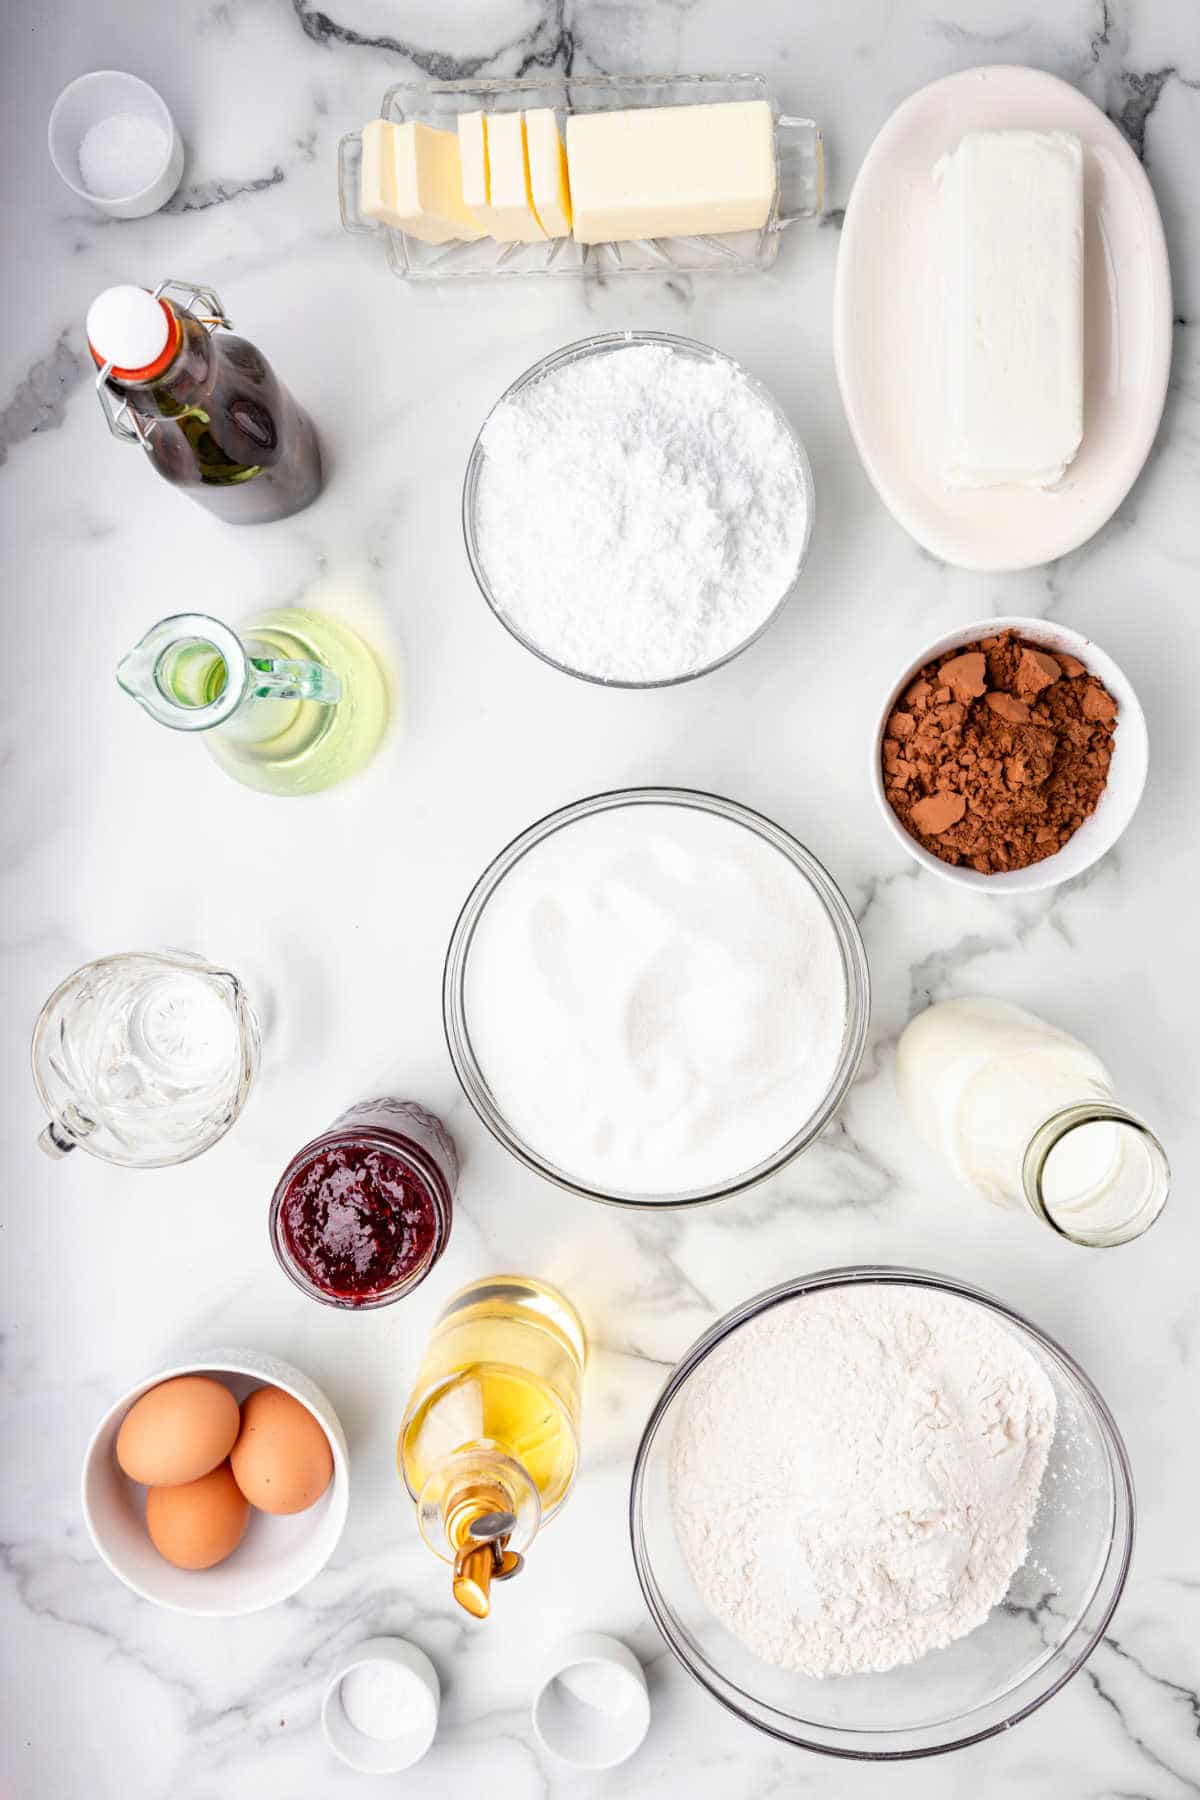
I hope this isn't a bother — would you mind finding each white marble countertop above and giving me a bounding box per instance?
[3,1,1198,1794]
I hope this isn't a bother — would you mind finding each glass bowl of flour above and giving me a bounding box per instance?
[631,1266,1134,1757]
[443,789,869,1206]
[462,332,815,688]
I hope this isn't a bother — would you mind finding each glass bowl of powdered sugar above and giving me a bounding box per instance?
[462,331,814,687]
[631,1266,1134,1758]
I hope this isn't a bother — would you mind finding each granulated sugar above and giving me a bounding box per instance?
[462,801,847,1197]
[473,343,809,683]
[670,1284,1056,1676]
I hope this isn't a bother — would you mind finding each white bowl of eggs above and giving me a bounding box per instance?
[82,1347,349,1616]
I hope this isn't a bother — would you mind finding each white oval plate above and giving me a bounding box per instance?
[833,66,1172,572]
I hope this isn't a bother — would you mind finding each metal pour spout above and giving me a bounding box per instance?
[445,1487,526,1619]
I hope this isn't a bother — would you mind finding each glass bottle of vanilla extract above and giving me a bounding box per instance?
[87,280,322,523]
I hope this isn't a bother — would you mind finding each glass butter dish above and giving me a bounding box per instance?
[337,74,822,282]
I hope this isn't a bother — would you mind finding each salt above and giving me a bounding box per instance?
[339,1662,418,1741]
[78,112,168,200]
[473,344,809,684]
[555,1662,636,1716]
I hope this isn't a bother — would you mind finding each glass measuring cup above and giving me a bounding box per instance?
[32,950,260,1168]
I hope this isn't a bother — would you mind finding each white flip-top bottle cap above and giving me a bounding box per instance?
[86,285,170,371]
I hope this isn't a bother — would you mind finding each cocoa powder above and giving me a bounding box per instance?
[882,631,1118,874]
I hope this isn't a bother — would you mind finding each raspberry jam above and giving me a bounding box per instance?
[270,1099,457,1309]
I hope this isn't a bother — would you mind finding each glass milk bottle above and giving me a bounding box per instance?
[398,1276,586,1618]
[88,281,322,524]
[117,609,387,796]
[896,997,1170,1247]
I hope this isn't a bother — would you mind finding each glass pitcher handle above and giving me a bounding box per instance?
[38,1120,79,1159]
[247,655,342,706]
[119,613,341,732]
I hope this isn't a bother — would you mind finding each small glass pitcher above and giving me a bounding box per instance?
[32,950,260,1168]
[116,609,387,796]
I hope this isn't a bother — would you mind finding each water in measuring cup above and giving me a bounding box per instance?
[36,953,257,1166]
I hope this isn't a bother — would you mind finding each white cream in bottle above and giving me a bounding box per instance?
[896,997,1169,1245]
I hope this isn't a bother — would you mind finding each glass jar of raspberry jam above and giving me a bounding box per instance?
[269,1098,457,1309]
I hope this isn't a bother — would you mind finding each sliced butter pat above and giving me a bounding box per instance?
[359,119,485,244]
[481,112,547,242]
[565,100,775,244]
[524,109,572,237]
[458,111,492,223]
[938,129,1084,490]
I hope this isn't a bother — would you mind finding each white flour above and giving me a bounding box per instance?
[473,343,808,683]
[670,1285,1056,1677]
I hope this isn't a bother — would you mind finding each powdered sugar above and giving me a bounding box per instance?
[472,343,809,683]
[669,1284,1056,1677]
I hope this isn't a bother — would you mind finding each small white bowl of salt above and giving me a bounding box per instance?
[48,70,183,218]
[532,1632,651,1770]
[322,1636,440,1774]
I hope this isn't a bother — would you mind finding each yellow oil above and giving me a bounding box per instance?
[399,1275,585,1520]
[201,607,388,796]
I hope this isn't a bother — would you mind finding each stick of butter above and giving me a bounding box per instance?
[565,100,775,244]
[479,112,547,242]
[360,119,485,244]
[938,129,1084,489]
[525,109,572,238]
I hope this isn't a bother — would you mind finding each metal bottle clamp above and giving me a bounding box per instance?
[95,280,233,450]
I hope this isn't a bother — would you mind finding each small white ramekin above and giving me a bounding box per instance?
[322,1637,440,1774]
[48,71,184,218]
[531,1632,651,1770]
[872,616,1148,895]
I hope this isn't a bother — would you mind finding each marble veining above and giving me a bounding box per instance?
[2,0,1199,1795]
[167,167,288,213]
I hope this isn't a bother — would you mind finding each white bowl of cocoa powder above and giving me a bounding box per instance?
[872,616,1148,894]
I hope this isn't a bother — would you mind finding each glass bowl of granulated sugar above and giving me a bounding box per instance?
[462,331,814,688]
[443,788,870,1207]
[631,1266,1134,1758]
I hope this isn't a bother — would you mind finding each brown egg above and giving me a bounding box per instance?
[230,1385,334,1516]
[146,1461,250,1570]
[116,1375,240,1487]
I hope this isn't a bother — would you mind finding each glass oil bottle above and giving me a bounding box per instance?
[398,1275,585,1618]
[117,608,388,796]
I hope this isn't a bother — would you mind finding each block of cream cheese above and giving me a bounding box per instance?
[938,129,1084,489]
[565,100,775,244]
[524,109,572,237]
[359,119,485,244]
[481,112,547,242]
